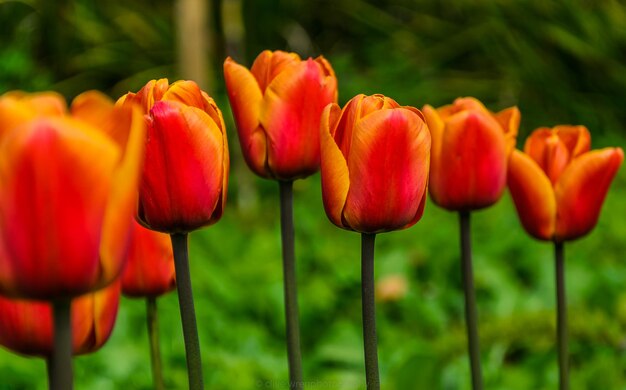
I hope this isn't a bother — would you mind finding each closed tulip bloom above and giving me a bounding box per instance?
[0,281,121,357]
[423,97,520,211]
[0,91,145,299]
[122,220,176,297]
[224,50,338,180]
[508,125,623,242]
[119,79,229,233]
[320,94,431,233]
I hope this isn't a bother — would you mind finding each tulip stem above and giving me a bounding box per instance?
[50,298,73,390]
[147,297,165,390]
[278,181,303,389]
[170,233,204,390]
[459,211,483,390]
[554,241,569,390]
[361,233,380,390]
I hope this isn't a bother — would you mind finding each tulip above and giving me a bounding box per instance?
[0,281,120,358]
[224,50,338,180]
[119,79,229,389]
[507,125,623,390]
[421,97,519,390]
[508,125,623,242]
[320,94,430,390]
[0,90,144,389]
[423,97,520,211]
[224,50,337,388]
[121,220,175,390]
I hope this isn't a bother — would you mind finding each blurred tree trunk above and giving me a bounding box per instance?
[176,0,210,91]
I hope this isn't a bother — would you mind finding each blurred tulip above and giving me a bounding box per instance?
[0,281,120,357]
[0,91,145,300]
[508,125,623,241]
[122,220,176,297]
[376,275,408,302]
[320,94,430,233]
[423,97,520,211]
[224,50,338,180]
[119,79,229,233]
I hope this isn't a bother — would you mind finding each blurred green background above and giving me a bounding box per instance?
[1,0,626,388]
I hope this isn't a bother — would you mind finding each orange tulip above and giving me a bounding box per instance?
[423,97,520,211]
[0,91,145,299]
[320,94,430,233]
[224,50,338,180]
[508,125,623,241]
[0,281,120,357]
[122,220,176,297]
[118,79,229,233]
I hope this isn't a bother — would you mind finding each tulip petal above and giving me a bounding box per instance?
[422,104,444,170]
[493,106,520,154]
[429,110,507,210]
[320,103,349,228]
[0,119,120,298]
[507,150,556,240]
[139,101,224,232]
[260,58,336,179]
[224,57,268,177]
[250,50,301,93]
[343,108,430,233]
[555,125,590,158]
[554,147,624,241]
[162,80,207,110]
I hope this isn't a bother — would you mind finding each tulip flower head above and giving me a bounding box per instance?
[423,97,520,211]
[224,50,338,180]
[0,91,145,300]
[118,79,229,233]
[508,125,623,242]
[0,281,121,357]
[320,94,431,233]
[121,220,176,297]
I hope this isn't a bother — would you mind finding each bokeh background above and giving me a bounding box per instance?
[1,0,626,388]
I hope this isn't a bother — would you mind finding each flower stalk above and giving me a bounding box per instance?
[50,298,73,390]
[361,233,379,390]
[554,241,568,390]
[147,297,165,390]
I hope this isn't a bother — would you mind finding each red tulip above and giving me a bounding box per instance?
[0,91,145,299]
[122,220,176,297]
[320,94,430,233]
[423,97,520,211]
[508,125,623,241]
[224,50,338,180]
[118,79,229,233]
[0,281,120,357]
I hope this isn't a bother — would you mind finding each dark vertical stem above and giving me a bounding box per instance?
[50,298,73,390]
[459,211,483,390]
[278,181,303,389]
[170,233,204,390]
[147,297,165,390]
[554,241,568,390]
[361,233,379,390]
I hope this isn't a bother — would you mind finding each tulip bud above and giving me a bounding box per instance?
[224,50,338,180]
[320,94,430,233]
[508,125,623,241]
[122,220,176,297]
[0,281,120,357]
[423,97,520,211]
[0,91,145,299]
[118,79,229,233]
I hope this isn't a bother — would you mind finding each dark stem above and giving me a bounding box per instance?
[170,233,204,390]
[278,181,303,389]
[361,233,380,390]
[50,298,73,390]
[147,297,165,390]
[459,211,483,390]
[555,241,569,390]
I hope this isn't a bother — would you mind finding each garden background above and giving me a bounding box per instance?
[1,0,625,388]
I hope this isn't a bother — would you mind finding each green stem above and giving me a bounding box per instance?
[278,181,303,389]
[555,241,568,390]
[459,211,483,390]
[170,233,204,390]
[50,298,73,390]
[147,297,165,390]
[361,233,379,390]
